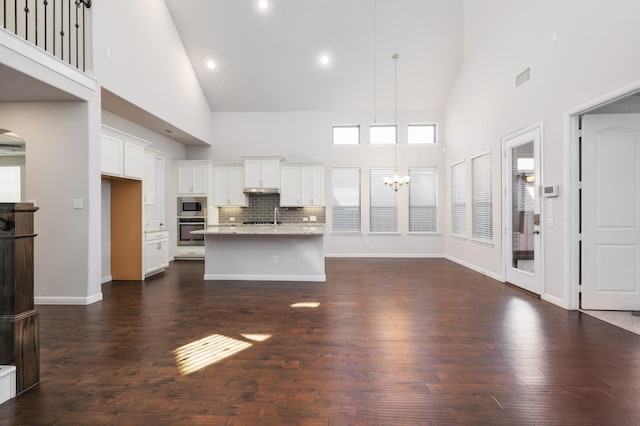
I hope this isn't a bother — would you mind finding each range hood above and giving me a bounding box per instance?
[243,187,280,194]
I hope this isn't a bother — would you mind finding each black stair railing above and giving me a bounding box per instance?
[2,0,92,72]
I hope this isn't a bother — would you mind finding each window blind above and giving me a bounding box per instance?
[370,169,398,232]
[409,167,438,232]
[472,153,492,242]
[451,162,466,236]
[332,168,361,232]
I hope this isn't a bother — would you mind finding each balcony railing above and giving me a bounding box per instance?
[1,0,92,72]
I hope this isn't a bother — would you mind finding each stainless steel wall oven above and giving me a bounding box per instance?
[177,217,205,246]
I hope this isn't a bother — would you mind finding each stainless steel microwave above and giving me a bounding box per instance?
[178,197,206,217]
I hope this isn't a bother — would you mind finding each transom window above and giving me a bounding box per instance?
[332,125,360,145]
[369,125,397,144]
[408,124,436,144]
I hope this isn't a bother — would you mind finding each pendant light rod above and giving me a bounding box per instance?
[373,0,377,123]
[384,52,410,191]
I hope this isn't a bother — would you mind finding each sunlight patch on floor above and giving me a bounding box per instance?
[173,334,252,375]
[291,302,320,308]
[240,333,272,342]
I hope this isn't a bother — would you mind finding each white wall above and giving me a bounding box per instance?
[101,110,187,267]
[444,0,640,306]
[92,0,214,144]
[0,101,102,303]
[202,109,445,256]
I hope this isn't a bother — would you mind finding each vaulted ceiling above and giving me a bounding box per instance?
[164,0,463,113]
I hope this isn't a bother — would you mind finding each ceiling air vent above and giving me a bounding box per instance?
[515,67,531,88]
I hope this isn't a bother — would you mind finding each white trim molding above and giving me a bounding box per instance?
[325,253,444,258]
[445,254,504,282]
[35,292,103,305]
[204,274,326,282]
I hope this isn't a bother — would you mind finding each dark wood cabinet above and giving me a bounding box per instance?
[0,202,39,395]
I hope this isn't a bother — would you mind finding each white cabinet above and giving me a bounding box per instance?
[143,154,156,205]
[301,165,324,206]
[280,164,324,207]
[177,163,208,195]
[214,166,247,206]
[124,142,145,179]
[145,230,169,276]
[101,129,146,180]
[280,166,301,206]
[244,157,281,190]
[101,135,123,176]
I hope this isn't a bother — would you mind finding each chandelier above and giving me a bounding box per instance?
[383,53,410,191]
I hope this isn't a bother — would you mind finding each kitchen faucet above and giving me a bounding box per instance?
[274,207,279,225]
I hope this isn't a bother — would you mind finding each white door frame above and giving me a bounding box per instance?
[502,122,544,294]
[564,80,640,310]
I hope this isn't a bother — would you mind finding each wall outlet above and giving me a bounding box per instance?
[303,217,309,222]
[230,217,235,222]
[309,216,317,222]
[272,256,278,264]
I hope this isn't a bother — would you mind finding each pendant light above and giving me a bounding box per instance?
[383,53,410,191]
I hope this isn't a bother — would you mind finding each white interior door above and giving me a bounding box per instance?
[503,127,542,294]
[582,113,640,310]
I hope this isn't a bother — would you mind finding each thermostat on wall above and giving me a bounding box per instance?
[542,185,559,197]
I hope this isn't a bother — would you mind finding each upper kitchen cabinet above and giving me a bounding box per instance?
[301,165,325,206]
[243,156,282,192]
[214,165,247,207]
[176,161,209,196]
[101,126,148,180]
[280,163,325,207]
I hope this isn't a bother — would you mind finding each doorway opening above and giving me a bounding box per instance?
[0,129,26,202]
[566,82,640,321]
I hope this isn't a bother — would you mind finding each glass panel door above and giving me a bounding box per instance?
[511,142,536,273]
[503,126,542,295]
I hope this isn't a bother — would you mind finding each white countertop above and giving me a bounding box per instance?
[192,224,325,235]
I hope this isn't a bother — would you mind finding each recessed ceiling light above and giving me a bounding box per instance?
[206,60,216,70]
[319,54,331,66]
[257,0,268,11]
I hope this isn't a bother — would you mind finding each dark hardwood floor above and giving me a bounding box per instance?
[1,258,639,425]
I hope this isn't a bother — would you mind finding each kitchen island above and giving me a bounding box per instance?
[192,224,325,282]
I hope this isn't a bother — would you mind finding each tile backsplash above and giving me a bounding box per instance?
[218,194,325,224]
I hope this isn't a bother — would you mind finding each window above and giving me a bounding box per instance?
[409,167,438,232]
[0,166,21,202]
[451,161,466,236]
[370,169,397,232]
[332,125,360,145]
[332,168,360,233]
[408,124,436,144]
[472,152,492,242]
[369,125,396,144]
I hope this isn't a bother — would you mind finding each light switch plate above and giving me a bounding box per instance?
[73,198,84,209]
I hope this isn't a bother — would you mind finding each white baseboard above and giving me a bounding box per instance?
[325,253,444,258]
[444,255,504,282]
[204,274,326,282]
[35,292,103,305]
[101,275,112,284]
[542,293,569,309]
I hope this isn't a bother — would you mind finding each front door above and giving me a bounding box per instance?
[581,113,640,310]
[503,127,542,294]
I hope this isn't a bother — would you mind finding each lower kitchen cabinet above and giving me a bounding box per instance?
[145,230,169,277]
